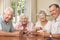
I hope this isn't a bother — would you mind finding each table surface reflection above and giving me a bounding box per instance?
[0,35,46,40]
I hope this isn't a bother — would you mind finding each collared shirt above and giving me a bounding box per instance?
[14,22,34,32]
[35,21,51,33]
[0,16,14,32]
[50,15,60,34]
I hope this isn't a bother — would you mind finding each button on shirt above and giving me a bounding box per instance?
[0,16,14,32]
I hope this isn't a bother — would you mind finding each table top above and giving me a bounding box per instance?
[0,35,46,40]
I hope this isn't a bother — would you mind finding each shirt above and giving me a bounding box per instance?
[50,15,60,34]
[35,21,51,33]
[14,22,34,32]
[0,16,14,32]
[50,15,60,40]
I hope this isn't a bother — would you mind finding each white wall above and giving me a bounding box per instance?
[31,0,37,23]
[37,0,60,15]
[24,0,31,21]
[24,0,37,23]
[0,0,3,15]
[0,0,10,15]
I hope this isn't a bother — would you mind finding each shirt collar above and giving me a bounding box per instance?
[2,16,11,24]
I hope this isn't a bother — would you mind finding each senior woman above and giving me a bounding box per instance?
[14,14,34,35]
[33,10,52,40]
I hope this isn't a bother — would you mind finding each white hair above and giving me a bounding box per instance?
[19,14,29,22]
[37,10,47,17]
[4,7,14,14]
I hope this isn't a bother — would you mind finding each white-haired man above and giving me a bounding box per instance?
[0,7,20,36]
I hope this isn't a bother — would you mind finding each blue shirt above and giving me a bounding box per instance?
[0,16,14,32]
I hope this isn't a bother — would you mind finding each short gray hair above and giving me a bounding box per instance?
[4,7,14,14]
[38,10,47,16]
[19,14,29,21]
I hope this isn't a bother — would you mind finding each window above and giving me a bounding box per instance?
[11,0,24,23]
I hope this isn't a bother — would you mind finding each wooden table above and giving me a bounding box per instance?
[22,34,47,40]
[0,35,46,40]
[0,36,21,40]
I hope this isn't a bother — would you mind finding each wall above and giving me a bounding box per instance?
[0,0,10,15]
[24,0,37,23]
[37,0,60,20]
[37,0,60,15]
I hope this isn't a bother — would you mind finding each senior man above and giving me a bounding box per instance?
[0,7,20,36]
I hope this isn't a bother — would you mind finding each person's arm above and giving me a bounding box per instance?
[34,30,50,37]
[44,32,50,37]
[0,30,20,36]
[0,23,20,36]
[44,33,60,38]
[43,30,60,38]
[51,34,60,38]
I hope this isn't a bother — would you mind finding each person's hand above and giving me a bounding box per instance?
[35,27,42,31]
[22,29,28,34]
[37,30,44,37]
[27,31,37,37]
[29,31,38,36]
[12,31,21,36]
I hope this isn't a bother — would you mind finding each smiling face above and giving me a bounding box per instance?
[49,5,59,20]
[20,15,28,25]
[4,9,13,23]
[39,13,46,22]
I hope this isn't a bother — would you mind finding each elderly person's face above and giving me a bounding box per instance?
[4,10,13,23]
[49,5,59,20]
[21,16,28,25]
[39,13,46,22]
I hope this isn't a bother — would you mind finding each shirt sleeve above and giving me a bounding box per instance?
[10,21,14,32]
[0,24,2,30]
[0,16,2,30]
[57,22,60,34]
[26,22,34,32]
[45,21,52,33]
[35,22,39,28]
[34,22,42,29]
